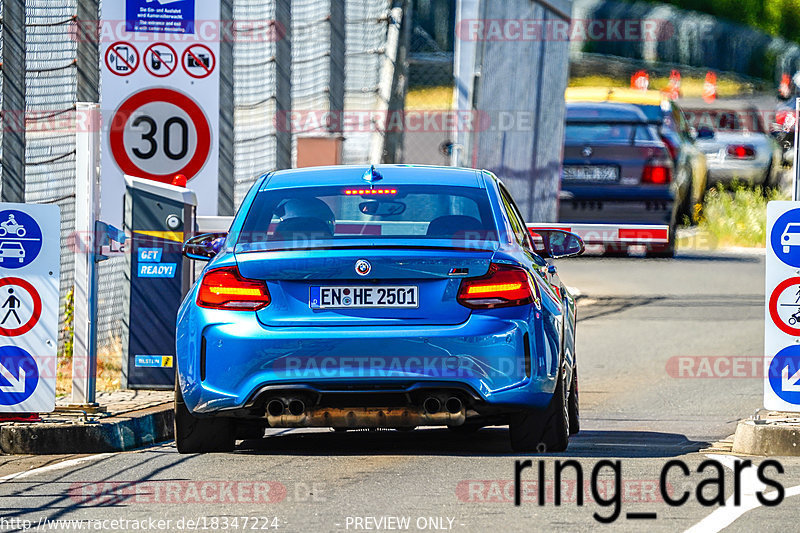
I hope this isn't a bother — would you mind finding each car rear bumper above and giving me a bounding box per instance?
[559,187,675,226]
[706,163,766,185]
[176,305,561,417]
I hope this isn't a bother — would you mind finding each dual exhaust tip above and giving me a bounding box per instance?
[423,396,463,415]
[267,398,305,417]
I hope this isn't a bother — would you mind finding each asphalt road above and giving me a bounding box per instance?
[1,250,798,532]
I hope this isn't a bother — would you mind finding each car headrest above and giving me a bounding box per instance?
[426,215,484,238]
[271,217,333,242]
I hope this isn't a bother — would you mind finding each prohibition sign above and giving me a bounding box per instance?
[109,88,212,183]
[769,277,800,336]
[105,41,139,77]
[0,278,42,337]
[144,43,178,78]
[182,44,216,79]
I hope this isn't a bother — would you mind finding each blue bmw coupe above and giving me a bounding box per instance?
[175,165,584,453]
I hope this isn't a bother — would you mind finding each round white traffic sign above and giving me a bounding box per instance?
[0,278,41,337]
[109,88,211,183]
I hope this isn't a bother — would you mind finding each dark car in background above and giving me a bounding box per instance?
[566,88,707,223]
[560,102,677,257]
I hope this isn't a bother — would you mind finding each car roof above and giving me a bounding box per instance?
[566,102,651,123]
[262,165,484,190]
[566,87,670,106]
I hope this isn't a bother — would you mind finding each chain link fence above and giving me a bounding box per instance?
[0,0,402,361]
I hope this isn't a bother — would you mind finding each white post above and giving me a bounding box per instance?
[72,102,101,406]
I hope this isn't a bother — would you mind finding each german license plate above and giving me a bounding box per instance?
[310,286,419,309]
[562,165,619,182]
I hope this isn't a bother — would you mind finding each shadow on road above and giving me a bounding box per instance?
[235,428,707,459]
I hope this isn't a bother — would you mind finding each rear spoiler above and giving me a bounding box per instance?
[527,223,670,246]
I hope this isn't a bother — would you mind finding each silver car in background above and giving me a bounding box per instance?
[689,108,783,189]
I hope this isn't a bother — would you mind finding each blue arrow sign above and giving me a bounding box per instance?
[0,346,39,405]
[769,345,800,405]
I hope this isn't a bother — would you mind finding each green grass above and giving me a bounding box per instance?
[689,184,790,249]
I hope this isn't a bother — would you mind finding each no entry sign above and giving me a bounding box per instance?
[100,1,220,228]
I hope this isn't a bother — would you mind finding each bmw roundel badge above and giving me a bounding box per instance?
[355,259,372,276]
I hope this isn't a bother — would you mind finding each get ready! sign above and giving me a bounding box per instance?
[100,0,220,227]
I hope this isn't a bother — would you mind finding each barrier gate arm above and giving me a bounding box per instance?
[527,223,670,246]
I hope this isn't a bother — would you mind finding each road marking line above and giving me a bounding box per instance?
[0,453,114,484]
[684,454,800,533]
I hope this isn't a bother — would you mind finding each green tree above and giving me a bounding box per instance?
[623,0,800,43]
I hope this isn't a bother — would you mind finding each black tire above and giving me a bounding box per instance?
[646,224,676,258]
[677,175,694,225]
[602,244,628,257]
[509,368,570,453]
[235,422,266,440]
[174,380,235,454]
[568,368,579,436]
[761,161,774,195]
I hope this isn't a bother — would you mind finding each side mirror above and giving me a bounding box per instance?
[183,232,227,261]
[529,229,585,259]
[696,126,715,140]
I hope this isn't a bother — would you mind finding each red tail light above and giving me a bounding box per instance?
[726,145,756,160]
[660,135,679,161]
[642,164,672,185]
[197,266,271,310]
[457,263,536,309]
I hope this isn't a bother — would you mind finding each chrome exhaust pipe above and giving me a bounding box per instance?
[423,397,441,414]
[445,397,463,414]
[287,399,306,416]
[266,399,285,417]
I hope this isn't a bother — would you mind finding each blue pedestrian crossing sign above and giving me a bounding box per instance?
[0,202,59,413]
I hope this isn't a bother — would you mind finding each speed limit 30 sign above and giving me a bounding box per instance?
[109,88,211,183]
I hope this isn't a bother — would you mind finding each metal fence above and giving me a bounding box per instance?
[0,0,400,355]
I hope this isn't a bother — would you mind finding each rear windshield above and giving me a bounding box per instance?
[637,105,664,123]
[236,185,499,251]
[565,123,657,143]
